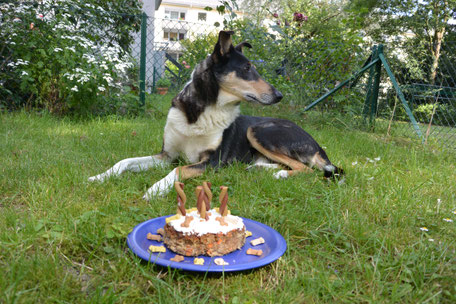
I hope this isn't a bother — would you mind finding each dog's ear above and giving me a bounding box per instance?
[234,41,252,53]
[212,30,234,62]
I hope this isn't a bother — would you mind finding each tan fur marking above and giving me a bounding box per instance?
[249,78,272,94]
[247,127,313,176]
[311,152,328,170]
[177,165,205,180]
[220,72,272,99]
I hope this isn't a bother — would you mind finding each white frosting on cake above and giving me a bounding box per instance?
[168,208,244,236]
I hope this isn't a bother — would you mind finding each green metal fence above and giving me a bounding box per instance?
[2,2,456,149]
[129,13,218,104]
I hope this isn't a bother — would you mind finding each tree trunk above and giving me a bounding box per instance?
[430,29,444,85]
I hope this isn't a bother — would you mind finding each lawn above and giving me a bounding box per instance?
[1,94,456,303]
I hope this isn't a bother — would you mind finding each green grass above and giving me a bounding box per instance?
[1,95,456,303]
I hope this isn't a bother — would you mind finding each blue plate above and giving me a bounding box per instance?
[127,215,287,272]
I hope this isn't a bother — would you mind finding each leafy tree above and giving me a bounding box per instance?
[349,0,456,84]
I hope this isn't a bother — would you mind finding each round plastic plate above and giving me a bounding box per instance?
[127,215,287,272]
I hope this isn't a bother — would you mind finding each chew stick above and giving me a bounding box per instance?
[202,182,212,210]
[174,182,186,216]
[196,187,209,220]
[219,186,229,216]
[195,186,203,213]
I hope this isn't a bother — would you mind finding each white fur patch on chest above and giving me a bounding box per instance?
[163,104,240,163]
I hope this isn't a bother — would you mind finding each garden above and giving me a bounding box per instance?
[1,0,456,303]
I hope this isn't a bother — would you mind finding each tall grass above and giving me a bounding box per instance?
[1,95,456,303]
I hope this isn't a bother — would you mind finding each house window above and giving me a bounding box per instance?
[163,30,186,41]
[198,12,207,21]
[165,9,186,20]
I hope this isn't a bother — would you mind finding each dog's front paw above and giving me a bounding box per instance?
[88,174,106,182]
[273,170,289,179]
[143,168,178,200]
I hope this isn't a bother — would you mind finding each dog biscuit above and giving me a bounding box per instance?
[194,258,204,265]
[147,233,162,242]
[246,248,263,256]
[170,255,185,262]
[165,214,181,224]
[250,237,265,246]
[149,245,166,253]
[214,258,229,266]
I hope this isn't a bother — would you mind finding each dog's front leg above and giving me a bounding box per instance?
[143,161,208,200]
[88,153,170,182]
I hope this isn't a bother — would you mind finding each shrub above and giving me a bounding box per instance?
[156,77,171,88]
[0,0,141,115]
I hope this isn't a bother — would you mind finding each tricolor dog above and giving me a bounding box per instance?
[89,31,344,200]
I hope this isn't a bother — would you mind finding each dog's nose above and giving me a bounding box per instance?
[274,89,283,102]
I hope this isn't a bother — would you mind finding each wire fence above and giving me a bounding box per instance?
[129,15,218,97]
[1,2,456,148]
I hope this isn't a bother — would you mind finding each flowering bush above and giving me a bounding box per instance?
[0,0,141,115]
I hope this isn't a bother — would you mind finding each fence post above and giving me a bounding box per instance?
[363,46,377,120]
[370,45,383,122]
[152,67,157,93]
[302,58,380,112]
[139,12,147,108]
[378,53,424,142]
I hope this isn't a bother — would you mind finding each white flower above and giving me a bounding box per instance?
[21,71,28,76]
[70,86,78,92]
[374,157,381,161]
[54,48,63,52]
[443,218,453,223]
[428,239,434,242]
[420,227,429,232]
[13,17,21,22]
[351,161,358,166]
[98,86,106,92]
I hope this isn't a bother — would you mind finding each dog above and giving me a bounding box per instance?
[89,30,344,200]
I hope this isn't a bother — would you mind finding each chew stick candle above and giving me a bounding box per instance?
[195,186,203,212]
[197,188,209,220]
[219,186,229,216]
[202,182,212,210]
[174,182,186,216]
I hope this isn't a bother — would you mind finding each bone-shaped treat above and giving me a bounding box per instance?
[214,258,229,266]
[215,216,228,226]
[246,248,263,256]
[156,228,165,236]
[250,237,265,246]
[170,255,184,262]
[149,245,166,253]
[146,233,162,242]
[181,215,194,228]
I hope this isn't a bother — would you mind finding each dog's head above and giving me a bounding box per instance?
[211,30,283,105]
